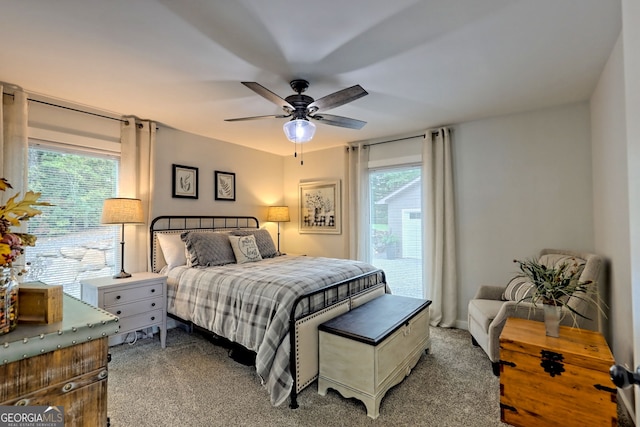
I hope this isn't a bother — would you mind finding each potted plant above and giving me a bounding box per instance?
[513,257,603,337]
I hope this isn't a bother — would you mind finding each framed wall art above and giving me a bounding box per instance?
[172,164,198,199]
[299,180,341,234]
[215,170,236,201]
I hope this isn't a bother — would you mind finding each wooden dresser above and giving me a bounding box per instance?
[499,317,617,427]
[318,295,431,419]
[0,294,119,426]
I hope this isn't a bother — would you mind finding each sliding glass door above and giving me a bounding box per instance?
[368,165,423,298]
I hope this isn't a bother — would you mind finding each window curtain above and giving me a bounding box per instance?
[120,117,156,273]
[0,84,28,205]
[347,143,370,261]
[422,127,457,327]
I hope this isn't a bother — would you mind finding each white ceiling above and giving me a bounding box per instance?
[0,0,621,156]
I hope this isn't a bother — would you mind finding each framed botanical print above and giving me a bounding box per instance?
[215,170,236,201]
[299,180,341,234]
[172,164,198,199]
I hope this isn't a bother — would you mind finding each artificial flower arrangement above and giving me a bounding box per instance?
[513,257,593,312]
[513,257,605,336]
[0,178,51,335]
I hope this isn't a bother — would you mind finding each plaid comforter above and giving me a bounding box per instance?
[166,255,381,406]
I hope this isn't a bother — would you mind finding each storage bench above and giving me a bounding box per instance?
[318,294,431,419]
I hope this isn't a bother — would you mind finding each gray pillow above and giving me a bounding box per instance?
[181,231,235,267]
[231,229,277,258]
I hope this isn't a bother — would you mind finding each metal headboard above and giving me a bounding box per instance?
[149,215,260,272]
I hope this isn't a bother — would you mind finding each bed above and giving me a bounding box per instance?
[150,215,388,408]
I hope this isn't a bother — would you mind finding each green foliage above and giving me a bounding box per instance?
[27,148,117,236]
[513,258,600,321]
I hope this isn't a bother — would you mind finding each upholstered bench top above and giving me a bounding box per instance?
[319,294,431,346]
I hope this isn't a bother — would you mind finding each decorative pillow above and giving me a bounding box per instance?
[228,235,263,264]
[181,231,236,267]
[156,233,187,271]
[502,276,535,302]
[231,229,278,258]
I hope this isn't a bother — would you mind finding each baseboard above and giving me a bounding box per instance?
[456,320,468,330]
[618,388,636,425]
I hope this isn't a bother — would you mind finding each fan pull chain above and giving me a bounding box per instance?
[293,143,304,165]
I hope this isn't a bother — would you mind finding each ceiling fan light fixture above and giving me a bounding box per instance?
[283,118,316,143]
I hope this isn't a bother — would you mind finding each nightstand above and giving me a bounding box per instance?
[81,272,167,348]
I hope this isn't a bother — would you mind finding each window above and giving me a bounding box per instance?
[368,165,422,298]
[26,144,119,297]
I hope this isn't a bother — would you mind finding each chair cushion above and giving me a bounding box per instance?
[468,298,506,332]
[539,253,586,274]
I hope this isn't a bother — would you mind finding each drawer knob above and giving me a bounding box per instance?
[151,316,155,321]
[151,303,156,307]
[116,310,122,315]
[151,289,156,293]
[116,295,121,300]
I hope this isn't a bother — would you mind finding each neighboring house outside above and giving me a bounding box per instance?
[375,177,421,260]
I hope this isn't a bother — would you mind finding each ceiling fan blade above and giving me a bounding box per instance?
[225,114,291,122]
[309,113,367,130]
[241,82,294,112]
[307,85,368,112]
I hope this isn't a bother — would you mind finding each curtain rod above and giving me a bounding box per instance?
[362,127,449,148]
[3,92,132,125]
[363,133,426,148]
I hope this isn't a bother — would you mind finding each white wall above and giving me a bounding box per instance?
[453,103,595,327]
[622,0,640,420]
[282,145,349,257]
[590,33,633,399]
[152,126,284,235]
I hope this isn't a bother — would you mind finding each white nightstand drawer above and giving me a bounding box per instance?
[103,282,163,307]
[118,308,164,333]
[109,296,164,318]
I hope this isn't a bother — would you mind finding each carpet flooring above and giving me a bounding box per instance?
[107,326,632,426]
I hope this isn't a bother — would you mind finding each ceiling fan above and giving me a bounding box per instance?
[225,79,368,143]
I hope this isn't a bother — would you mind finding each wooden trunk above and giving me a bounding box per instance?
[499,317,617,427]
[0,338,109,425]
[0,294,118,427]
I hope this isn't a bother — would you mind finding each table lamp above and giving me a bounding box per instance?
[267,206,290,255]
[101,198,144,278]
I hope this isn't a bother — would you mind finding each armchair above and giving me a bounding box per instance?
[467,249,604,375]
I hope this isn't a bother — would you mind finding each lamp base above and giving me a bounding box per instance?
[113,271,132,279]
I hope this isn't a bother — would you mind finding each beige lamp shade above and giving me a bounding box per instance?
[267,206,290,222]
[101,198,144,224]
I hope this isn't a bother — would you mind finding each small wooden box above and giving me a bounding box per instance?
[18,282,63,324]
[499,317,617,427]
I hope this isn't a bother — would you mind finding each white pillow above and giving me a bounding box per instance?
[228,235,263,264]
[156,233,187,271]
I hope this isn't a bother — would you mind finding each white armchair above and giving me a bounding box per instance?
[467,249,604,375]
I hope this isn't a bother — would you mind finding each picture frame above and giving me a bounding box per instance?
[172,164,198,199]
[215,170,236,201]
[299,180,341,234]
